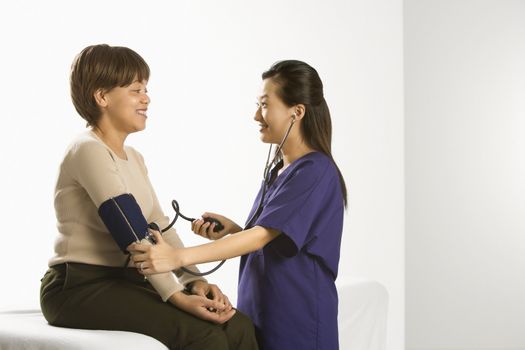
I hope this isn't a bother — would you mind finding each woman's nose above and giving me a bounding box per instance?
[254,107,261,120]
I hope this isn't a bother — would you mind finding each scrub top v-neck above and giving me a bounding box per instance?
[238,151,344,350]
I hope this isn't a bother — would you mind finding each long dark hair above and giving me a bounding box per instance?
[262,60,348,208]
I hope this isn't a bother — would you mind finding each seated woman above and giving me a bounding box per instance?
[39,44,258,350]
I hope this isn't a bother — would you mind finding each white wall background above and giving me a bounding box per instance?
[405,0,525,349]
[0,1,404,349]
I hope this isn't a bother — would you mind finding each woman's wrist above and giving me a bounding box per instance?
[168,290,186,306]
[177,247,189,268]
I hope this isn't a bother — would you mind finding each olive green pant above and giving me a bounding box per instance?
[40,263,258,350]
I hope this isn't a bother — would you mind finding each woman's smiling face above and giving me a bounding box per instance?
[102,79,150,133]
[254,78,294,144]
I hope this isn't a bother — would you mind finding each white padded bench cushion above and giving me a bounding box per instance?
[337,278,389,350]
[0,279,387,350]
[0,310,168,350]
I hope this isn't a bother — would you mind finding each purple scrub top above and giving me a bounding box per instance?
[237,151,344,350]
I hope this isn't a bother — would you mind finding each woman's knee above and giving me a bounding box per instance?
[223,311,258,349]
[180,326,229,350]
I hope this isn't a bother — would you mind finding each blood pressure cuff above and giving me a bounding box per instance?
[98,193,149,253]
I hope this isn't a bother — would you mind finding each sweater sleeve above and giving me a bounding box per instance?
[131,149,207,287]
[65,140,127,206]
[66,140,183,302]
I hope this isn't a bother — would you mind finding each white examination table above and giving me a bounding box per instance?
[0,279,387,349]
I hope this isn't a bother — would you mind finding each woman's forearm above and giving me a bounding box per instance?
[180,226,279,266]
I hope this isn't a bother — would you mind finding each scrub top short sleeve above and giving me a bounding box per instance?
[253,153,332,257]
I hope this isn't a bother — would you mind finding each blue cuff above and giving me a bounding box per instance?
[98,193,149,252]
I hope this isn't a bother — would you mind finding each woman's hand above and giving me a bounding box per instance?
[127,230,183,274]
[192,212,242,240]
[169,291,236,324]
[188,280,233,311]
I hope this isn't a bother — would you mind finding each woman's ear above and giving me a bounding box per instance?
[293,104,306,121]
[94,89,109,108]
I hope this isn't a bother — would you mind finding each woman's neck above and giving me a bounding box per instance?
[91,126,128,160]
[280,140,315,168]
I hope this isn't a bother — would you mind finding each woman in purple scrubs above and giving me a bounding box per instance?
[129,60,347,349]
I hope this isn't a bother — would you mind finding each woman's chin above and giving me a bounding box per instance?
[259,135,271,144]
[134,121,147,132]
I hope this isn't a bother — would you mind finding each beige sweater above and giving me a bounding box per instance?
[49,130,204,301]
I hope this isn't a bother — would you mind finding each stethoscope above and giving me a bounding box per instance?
[139,115,296,277]
[244,115,296,229]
